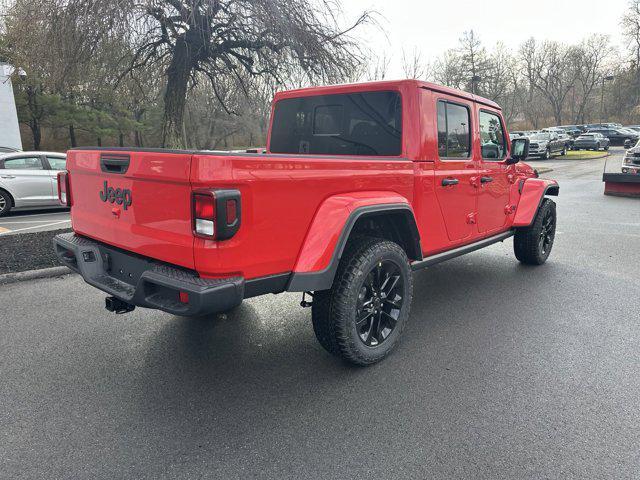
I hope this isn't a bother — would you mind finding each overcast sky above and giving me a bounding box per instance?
[344,0,630,78]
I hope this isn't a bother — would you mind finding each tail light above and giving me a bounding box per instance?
[192,189,241,240]
[57,171,71,206]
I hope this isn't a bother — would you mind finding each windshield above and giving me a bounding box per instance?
[579,135,594,139]
[530,133,549,140]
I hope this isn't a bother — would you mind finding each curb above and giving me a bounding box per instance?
[536,167,553,174]
[0,266,75,285]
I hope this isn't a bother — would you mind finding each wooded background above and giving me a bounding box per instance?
[1,0,640,151]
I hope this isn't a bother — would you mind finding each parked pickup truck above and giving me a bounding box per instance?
[53,80,559,366]
[528,132,567,159]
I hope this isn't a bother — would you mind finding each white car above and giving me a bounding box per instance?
[622,140,640,175]
[0,151,67,216]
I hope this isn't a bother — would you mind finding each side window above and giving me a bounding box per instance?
[3,157,44,170]
[479,111,506,160]
[437,100,471,158]
[47,156,67,170]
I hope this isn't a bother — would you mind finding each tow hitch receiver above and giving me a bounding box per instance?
[105,296,136,314]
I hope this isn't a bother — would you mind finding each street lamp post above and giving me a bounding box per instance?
[471,75,482,95]
[600,75,614,124]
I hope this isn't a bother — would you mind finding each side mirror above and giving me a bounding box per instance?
[507,137,529,164]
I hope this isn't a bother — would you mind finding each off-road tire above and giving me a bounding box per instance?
[0,190,12,217]
[514,198,557,265]
[311,236,413,366]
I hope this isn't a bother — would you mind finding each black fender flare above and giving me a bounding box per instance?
[287,204,422,292]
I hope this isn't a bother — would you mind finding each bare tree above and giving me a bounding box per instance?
[431,50,465,89]
[573,35,611,123]
[622,0,640,66]
[520,38,580,125]
[110,0,372,148]
[401,47,426,79]
[364,52,390,81]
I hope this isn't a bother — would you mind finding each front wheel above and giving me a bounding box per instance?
[311,237,413,366]
[514,199,557,265]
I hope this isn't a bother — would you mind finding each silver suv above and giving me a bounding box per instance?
[0,152,67,216]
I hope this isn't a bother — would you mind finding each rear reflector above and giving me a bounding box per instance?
[226,199,237,224]
[179,291,189,304]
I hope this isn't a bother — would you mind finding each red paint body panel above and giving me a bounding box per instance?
[190,155,414,278]
[512,178,559,227]
[68,150,196,269]
[65,80,556,284]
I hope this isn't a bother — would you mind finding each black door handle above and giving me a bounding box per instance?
[441,178,459,186]
[480,176,493,184]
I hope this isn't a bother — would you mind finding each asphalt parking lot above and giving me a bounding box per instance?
[0,209,70,235]
[1,148,639,479]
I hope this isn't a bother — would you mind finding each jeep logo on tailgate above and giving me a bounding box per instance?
[99,181,132,210]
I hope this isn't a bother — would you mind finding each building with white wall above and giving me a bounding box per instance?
[0,63,23,151]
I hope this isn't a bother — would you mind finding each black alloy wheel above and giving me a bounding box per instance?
[311,236,413,366]
[538,207,556,257]
[355,260,404,347]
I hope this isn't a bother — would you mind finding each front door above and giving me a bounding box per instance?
[476,109,511,234]
[433,99,478,242]
[1,156,54,206]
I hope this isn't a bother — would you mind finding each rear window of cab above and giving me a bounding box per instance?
[269,91,402,156]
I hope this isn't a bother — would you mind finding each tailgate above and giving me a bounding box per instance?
[68,149,195,270]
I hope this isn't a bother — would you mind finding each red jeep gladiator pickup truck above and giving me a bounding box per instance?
[54,80,558,365]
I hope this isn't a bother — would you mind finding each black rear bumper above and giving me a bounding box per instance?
[53,233,244,316]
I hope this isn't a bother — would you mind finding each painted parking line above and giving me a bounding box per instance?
[0,220,68,225]
[0,219,71,235]
[4,211,70,219]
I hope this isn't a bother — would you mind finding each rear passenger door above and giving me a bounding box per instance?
[476,109,511,234]
[433,99,478,242]
[1,156,54,206]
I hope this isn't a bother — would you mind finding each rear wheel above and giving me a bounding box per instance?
[560,145,567,156]
[595,143,600,151]
[311,237,413,366]
[542,148,550,160]
[514,199,556,265]
[604,145,609,151]
[0,190,12,217]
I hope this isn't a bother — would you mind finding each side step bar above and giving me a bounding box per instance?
[411,230,514,271]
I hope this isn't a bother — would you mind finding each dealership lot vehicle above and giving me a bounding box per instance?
[587,127,639,147]
[527,132,567,159]
[572,133,610,151]
[0,151,67,217]
[622,140,640,174]
[53,80,558,366]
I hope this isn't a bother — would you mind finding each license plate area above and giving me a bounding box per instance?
[100,245,156,287]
